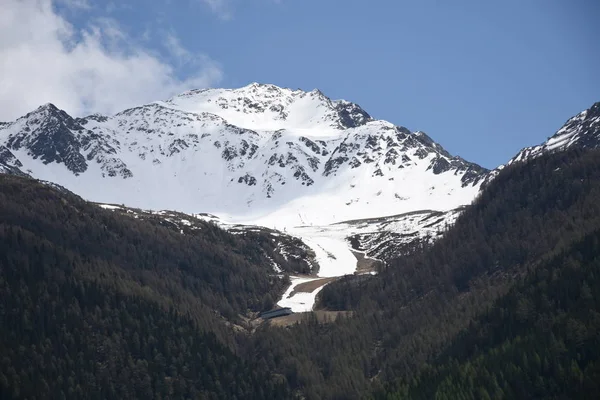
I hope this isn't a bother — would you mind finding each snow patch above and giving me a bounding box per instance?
[277,276,331,312]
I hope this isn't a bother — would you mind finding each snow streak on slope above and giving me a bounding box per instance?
[276,230,359,312]
[299,236,357,277]
[277,277,329,312]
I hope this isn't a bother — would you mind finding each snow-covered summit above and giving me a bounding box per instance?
[0,83,488,227]
[161,82,372,133]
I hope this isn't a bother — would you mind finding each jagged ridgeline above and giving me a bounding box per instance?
[0,83,487,226]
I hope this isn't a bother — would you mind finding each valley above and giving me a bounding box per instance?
[0,80,598,399]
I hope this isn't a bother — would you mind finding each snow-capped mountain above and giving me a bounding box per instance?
[0,83,487,227]
[510,102,600,164]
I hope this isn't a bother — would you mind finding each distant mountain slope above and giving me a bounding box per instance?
[0,83,487,226]
[93,202,318,276]
[510,102,600,164]
[0,145,26,176]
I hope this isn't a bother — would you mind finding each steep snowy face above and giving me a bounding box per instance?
[0,84,489,226]
[510,102,600,164]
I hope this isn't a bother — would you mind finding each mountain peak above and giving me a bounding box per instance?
[245,82,281,90]
[3,102,90,175]
[38,102,58,111]
[28,103,60,116]
[163,83,372,132]
[21,103,74,124]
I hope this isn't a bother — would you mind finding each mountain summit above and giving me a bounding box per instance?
[162,83,374,132]
[0,83,489,226]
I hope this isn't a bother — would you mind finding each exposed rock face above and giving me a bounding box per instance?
[6,104,88,174]
[0,145,27,176]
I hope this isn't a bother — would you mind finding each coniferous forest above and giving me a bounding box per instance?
[245,148,600,398]
[0,176,292,399]
[2,147,600,399]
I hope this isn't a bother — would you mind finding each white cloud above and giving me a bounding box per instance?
[0,0,223,121]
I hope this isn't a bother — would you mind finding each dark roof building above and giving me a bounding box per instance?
[259,307,293,320]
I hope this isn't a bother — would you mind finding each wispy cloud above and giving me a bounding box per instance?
[55,0,92,10]
[0,0,223,120]
[201,0,232,20]
[199,0,282,21]
[164,32,193,64]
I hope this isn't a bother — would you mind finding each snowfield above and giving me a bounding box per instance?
[296,235,357,278]
[277,276,329,312]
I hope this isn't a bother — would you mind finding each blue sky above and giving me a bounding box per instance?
[4,0,599,168]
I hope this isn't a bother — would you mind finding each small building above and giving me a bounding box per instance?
[259,307,293,320]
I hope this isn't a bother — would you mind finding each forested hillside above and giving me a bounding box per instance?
[381,227,600,399]
[0,176,293,325]
[247,148,600,398]
[1,148,600,399]
[0,273,289,399]
[0,175,292,399]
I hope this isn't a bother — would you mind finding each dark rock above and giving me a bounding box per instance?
[334,101,372,129]
[6,104,88,174]
[238,173,257,186]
